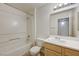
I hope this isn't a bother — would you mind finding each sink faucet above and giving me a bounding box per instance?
[55,37,60,40]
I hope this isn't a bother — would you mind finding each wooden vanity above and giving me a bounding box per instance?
[41,42,79,56]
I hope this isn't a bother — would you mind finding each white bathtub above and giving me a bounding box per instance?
[0,40,33,56]
[0,33,33,56]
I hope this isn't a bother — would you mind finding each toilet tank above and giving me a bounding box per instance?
[36,38,44,47]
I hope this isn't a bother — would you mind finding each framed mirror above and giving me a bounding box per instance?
[49,7,77,37]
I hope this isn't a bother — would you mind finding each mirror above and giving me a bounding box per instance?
[49,4,79,37]
[58,17,69,36]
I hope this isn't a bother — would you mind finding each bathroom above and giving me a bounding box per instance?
[0,3,79,56]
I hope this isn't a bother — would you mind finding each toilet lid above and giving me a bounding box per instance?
[30,46,41,54]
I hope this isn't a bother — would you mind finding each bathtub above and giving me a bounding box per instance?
[0,33,33,56]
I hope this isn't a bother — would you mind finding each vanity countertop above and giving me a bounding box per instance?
[38,35,79,51]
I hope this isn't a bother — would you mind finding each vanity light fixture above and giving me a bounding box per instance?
[64,3,68,5]
[58,3,63,7]
[53,3,75,10]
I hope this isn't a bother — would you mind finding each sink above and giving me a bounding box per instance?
[47,37,66,43]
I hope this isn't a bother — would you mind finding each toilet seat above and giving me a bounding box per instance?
[30,46,41,56]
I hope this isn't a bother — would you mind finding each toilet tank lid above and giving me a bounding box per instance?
[30,46,41,53]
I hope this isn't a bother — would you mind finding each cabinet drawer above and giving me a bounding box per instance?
[45,48,61,56]
[43,43,62,53]
[64,48,79,56]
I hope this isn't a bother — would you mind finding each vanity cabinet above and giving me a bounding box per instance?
[44,48,61,56]
[41,42,79,56]
[64,48,79,56]
[42,42,62,56]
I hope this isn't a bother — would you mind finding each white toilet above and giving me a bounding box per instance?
[30,38,43,56]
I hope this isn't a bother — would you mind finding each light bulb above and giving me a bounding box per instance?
[64,3,68,5]
[59,3,63,7]
[54,6,57,9]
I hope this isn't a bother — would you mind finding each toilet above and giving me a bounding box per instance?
[30,38,43,56]
[30,46,41,56]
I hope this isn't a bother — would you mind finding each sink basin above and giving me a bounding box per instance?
[47,37,66,43]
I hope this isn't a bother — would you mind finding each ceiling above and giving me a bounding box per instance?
[6,3,47,15]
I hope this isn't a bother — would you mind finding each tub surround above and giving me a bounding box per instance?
[0,4,33,56]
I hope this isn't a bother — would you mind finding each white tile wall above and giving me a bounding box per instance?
[0,4,32,56]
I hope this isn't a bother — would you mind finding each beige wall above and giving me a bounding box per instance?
[36,4,56,38]
[73,6,79,37]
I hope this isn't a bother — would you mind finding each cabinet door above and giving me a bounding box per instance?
[43,43,62,53]
[64,48,79,56]
[45,48,61,56]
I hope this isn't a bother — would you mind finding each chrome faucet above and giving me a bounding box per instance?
[55,37,60,40]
